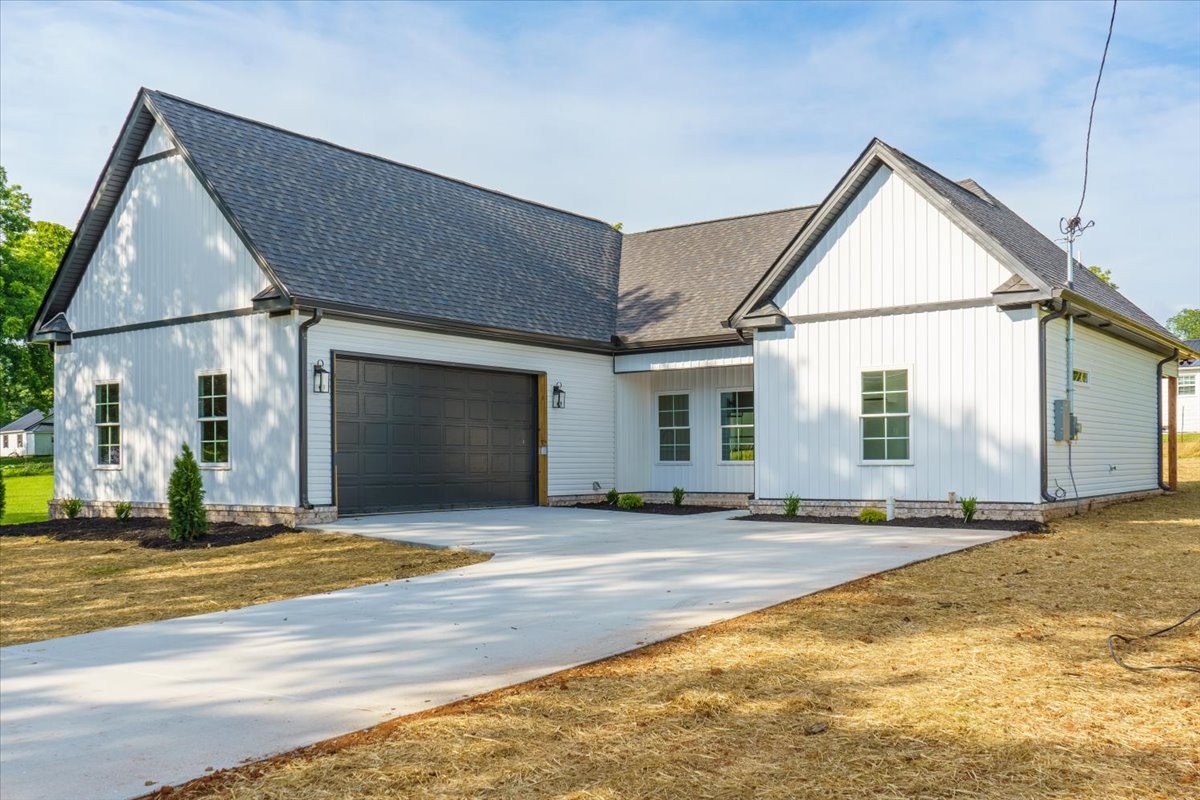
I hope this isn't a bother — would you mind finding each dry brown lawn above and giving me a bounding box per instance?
[0,532,489,646]
[152,461,1200,800]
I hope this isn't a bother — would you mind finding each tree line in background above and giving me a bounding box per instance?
[0,166,71,424]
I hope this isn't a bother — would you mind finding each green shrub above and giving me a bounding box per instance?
[1,459,54,477]
[783,493,801,517]
[168,443,208,542]
[858,507,887,524]
[114,501,133,521]
[960,496,978,523]
[63,497,83,519]
[0,471,6,520]
[605,487,619,505]
[671,486,685,506]
[617,493,645,510]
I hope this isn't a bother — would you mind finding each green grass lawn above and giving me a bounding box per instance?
[1,473,53,525]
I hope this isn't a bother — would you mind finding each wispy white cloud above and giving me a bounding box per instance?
[0,0,1196,322]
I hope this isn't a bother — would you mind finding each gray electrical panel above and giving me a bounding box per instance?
[1053,399,1082,441]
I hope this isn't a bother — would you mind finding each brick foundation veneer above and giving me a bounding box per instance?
[749,488,1165,523]
[48,500,338,527]
[549,492,751,508]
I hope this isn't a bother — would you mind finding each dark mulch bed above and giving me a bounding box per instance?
[575,502,735,516]
[0,517,296,549]
[739,514,1045,532]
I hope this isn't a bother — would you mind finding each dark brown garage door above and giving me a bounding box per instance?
[334,356,536,514]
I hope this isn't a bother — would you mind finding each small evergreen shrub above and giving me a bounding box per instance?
[63,497,83,518]
[783,494,801,517]
[858,507,887,524]
[605,487,620,505]
[960,496,978,523]
[114,501,133,521]
[672,486,686,506]
[617,493,645,510]
[168,443,208,542]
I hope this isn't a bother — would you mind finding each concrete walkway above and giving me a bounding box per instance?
[0,507,1009,800]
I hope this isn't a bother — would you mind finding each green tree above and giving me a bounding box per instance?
[1167,308,1200,340]
[168,443,208,542]
[0,167,70,423]
[1087,265,1117,289]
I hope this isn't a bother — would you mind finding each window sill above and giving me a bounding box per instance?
[718,460,755,466]
[858,460,915,467]
[655,461,693,467]
[94,464,122,471]
[200,463,231,471]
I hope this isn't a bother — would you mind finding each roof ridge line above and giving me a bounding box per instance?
[146,89,616,230]
[631,204,818,235]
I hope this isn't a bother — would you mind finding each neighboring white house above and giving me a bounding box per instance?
[29,89,1196,523]
[1,411,53,458]
[1163,340,1200,433]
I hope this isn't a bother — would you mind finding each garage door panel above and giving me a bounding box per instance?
[390,364,417,385]
[364,394,387,416]
[362,362,387,384]
[390,395,417,418]
[337,420,359,446]
[335,356,536,513]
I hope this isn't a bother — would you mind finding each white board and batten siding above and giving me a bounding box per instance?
[1164,365,1200,434]
[304,319,616,504]
[776,166,1014,317]
[756,164,1042,504]
[140,121,176,160]
[56,141,298,508]
[615,365,754,495]
[67,145,266,332]
[54,314,299,507]
[1044,318,1160,497]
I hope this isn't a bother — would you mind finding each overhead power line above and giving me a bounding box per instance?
[1062,0,1118,238]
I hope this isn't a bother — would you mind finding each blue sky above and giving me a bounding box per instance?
[1,0,1197,324]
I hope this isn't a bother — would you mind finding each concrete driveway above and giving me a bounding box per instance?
[0,507,1009,800]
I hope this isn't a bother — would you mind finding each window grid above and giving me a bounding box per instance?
[198,373,229,464]
[657,394,691,463]
[95,383,121,466]
[861,369,910,462]
[720,390,754,462]
[1181,374,1196,397]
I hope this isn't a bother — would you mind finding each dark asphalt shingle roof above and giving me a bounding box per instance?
[147,91,621,345]
[883,143,1173,339]
[618,207,816,344]
[1,411,47,433]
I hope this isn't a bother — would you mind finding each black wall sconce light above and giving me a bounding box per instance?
[313,359,330,393]
[552,381,566,409]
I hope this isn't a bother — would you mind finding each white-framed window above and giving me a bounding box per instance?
[719,390,754,462]
[861,369,910,462]
[95,382,121,466]
[198,373,229,465]
[16,433,23,448]
[1181,374,1197,397]
[657,393,691,463]
[2,434,8,448]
